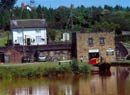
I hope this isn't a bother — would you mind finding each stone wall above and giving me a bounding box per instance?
[39,50,71,62]
[73,32,116,62]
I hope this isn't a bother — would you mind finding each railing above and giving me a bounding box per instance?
[121,42,130,51]
[120,42,130,60]
[116,42,129,59]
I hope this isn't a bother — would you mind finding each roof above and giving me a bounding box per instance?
[10,19,47,29]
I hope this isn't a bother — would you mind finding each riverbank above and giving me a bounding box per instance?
[111,60,130,66]
[0,61,92,79]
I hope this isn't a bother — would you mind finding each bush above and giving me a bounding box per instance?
[70,59,80,74]
[79,63,91,73]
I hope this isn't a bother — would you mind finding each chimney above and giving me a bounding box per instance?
[71,4,74,9]
[21,0,24,11]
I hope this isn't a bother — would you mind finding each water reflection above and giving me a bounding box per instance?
[0,66,130,95]
[9,83,73,95]
[13,86,49,95]
[117,67,129,95]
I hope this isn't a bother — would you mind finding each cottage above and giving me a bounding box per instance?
[72,32,116,63]
[10,19,47,46]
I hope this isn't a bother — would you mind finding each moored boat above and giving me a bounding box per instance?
[89,57,111,71]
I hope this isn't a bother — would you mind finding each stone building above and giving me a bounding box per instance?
[72,31,116,63]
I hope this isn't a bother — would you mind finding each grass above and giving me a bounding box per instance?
[0,61,91,79]
[0,36,8,46]
[114,60,130,63]
[0,31,11,46]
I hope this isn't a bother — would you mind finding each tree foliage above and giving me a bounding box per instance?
[0,0,17,9]
[0,0,17,29]
[1,4,130,37]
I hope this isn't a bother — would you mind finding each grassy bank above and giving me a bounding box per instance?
[0,61,91,79]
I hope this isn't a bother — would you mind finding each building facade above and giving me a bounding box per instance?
[72,32,116,63]
[10,19,47,46]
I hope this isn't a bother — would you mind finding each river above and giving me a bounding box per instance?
[0,66,130,95]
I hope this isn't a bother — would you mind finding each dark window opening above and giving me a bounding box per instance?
[99,37,105,45]
[88,38,93,46]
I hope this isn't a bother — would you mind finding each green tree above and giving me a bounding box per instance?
[0,0,17,9]
[91,21,119,32]
[0,9,10,29]
[13,7,23,19]
[36,5,43,18]
[54,6,70,29]
[30,9,38,19]
[22,9,31,19]
[73,6,87,29]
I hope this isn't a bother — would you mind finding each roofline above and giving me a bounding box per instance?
[73,31,115,34]
[11,19,45,21]
[11,27,46,30]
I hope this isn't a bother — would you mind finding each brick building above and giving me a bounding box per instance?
[72,32,116,63]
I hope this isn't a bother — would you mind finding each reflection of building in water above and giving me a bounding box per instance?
[7,67,130,95]
[10,84,73,95]
[59,85,72,95]
[13,86,49,95]
[79,67,118,95]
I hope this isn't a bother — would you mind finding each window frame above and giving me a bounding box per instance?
[88,37,93,46]
[99,37,105,45]
[36,36,42,43]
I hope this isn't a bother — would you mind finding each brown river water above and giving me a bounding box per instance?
[0,66,130,95]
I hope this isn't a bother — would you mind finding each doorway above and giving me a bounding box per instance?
[27,38,31,45]
[89,52,99,60]
[0,52,4,63]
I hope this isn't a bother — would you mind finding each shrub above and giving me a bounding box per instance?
[79,63,91,73]
[71,59,80,74]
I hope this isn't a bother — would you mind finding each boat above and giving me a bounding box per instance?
[89,57,111,71]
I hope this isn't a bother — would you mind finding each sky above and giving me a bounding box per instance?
[15,0,130,8]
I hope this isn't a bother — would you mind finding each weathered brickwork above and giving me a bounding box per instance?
[74,32,116,62]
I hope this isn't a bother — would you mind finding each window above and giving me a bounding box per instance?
[17,37,23,44]
[36,29,41,33]
[36,36,42,43]
[106,49,114,56]
[99,37,105,45]
[17,30,22,34]
[88,38,93,46]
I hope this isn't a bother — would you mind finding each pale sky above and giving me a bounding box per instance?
[15,0,130,8]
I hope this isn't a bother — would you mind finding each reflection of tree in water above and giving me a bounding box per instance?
[89,69,111,95]
[101,77,107,95]
[99,70,111,77]
[49,84,58,95]
[117,67,129,95]
[100,69,111,95]
[72,77,79,95]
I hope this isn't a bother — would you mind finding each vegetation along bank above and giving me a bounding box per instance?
[0,61,91,79]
